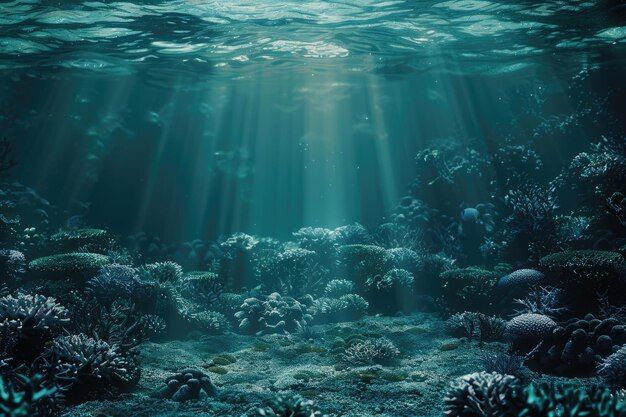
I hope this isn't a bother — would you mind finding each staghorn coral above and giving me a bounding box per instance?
[257,394,328,417]
[0,373,59,417]
[186,310,230,335]
[512,286,568,318]
[0,293,68,334]
[522,383,626,417]
[234,292,312,335]
[445,312,506,343]
[158,368,217,402]
[443,372,523,417]
[342,338,399,366]
[49,334,139,401]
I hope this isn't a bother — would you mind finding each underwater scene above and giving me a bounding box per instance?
[1,0,626,415]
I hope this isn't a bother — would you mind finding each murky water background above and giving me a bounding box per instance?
[0,0,624,241]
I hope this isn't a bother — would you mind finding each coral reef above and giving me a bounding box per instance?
[342,337,400,365]
[234,292,313,335]
[157,368,217,402]
[445,312,506,343]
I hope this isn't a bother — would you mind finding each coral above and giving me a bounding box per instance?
[49,334,138,401]
[445,312,506,343]
[539,250,626,294]
[512,287,568,318]
[314,294,368,323]
[536,314,626,376]
[0,250,26,287]
[503,183,560,260]
[0,293,67,328]
[293,227,337,258]
[440,267,502,314]
[138,314,166,340]
[186,310,230,335]
[257,394,327,417]
[443,372,523,417]
[0,373,59,417]
[342,338,399,365]
[387,247,424,275]
[496,269,545,296]
[157,368,217,402]
[598,345,626,389]
[215,232,259,291]
[0,138,17,179]
[521,384,626,417]
[337,244,394,289]
[137,261,183,283]
[234,292,313,335]
[374,222,425,252]
[505,313,557,353]
[85,264,140,306]
[50,228,108,252]
[258,248,328,297]
[365,268,414,313]
[607,191,626,227]
[481,352,527,378]
[179,272,222,308]
[332,223,372,245]
[324,279,355,298]
[28,253,110,280]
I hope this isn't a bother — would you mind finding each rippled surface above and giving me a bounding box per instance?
[1,0,625,83]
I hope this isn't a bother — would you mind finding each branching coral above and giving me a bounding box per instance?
[342,338,400,365]
[443,372,523,417]
[137,261,183,283]
[445,312,506,343]
[0,373,59,417]
[257,394,328,417]
[179,272,222,308]
[512,286,568,318]
[49,334,138,400]
[234,292,313,335]
[0,294,68,333]
[85,264,140,306]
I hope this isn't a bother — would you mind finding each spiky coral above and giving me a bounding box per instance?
[342,338,400,366]
[0,373,58,417]
[445,312,506,343]
[85,264,140,306]
[257,394,328,417]
[49,334,138,400]
[137,261,183,283]
[234,293,312,335]
[443,372,523,417]
[0,294,68,332]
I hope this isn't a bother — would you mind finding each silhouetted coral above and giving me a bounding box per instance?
[157,368,217,402]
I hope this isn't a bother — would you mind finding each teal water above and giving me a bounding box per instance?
[1,2,626,416]
[1,0,624,242]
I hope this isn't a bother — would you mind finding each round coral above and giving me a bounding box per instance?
[505,313,556,352]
